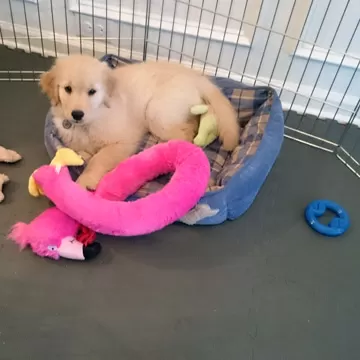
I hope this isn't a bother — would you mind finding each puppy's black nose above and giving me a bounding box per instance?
[71,110,84,121]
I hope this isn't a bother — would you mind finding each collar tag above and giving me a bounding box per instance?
[62,119,72,129]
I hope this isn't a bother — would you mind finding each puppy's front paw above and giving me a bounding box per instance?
[76,173,100,191]
[77,151,92,162]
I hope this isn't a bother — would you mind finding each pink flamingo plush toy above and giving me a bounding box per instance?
[9,140,210,260]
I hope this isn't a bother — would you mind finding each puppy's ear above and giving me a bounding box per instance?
[39,66,60,105]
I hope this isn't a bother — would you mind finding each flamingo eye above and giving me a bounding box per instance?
[48,245,58,251]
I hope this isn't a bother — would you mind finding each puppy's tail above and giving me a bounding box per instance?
[198,78,239,151]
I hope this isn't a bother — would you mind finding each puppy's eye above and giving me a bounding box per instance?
[88,89,96,96]
[64,86,72,94]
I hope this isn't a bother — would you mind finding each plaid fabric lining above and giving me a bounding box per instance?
[49,54,273,196]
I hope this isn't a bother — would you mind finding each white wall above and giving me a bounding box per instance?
[0,0,359,126]
[95,0,249,31]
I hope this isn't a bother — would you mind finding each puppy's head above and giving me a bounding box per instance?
[40,54,115,124]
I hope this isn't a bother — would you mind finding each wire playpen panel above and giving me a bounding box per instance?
[0,0,359,176]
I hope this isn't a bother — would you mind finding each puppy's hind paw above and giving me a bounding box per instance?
[4,150,22,163]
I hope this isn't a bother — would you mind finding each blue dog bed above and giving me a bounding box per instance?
[44,55,284,225]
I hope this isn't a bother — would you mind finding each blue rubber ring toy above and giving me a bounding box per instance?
[305,200,350,237]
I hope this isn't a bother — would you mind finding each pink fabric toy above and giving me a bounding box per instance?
[9,208,101,260]
[9,140,210,260]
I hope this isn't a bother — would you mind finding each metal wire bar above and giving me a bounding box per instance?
[176,0,360,63]
[309,19,360,138]
[347,125,360,158]
[337,153,360,178]
[323,60,360,142]
[117,0,122,57]
[0,26,4,45]
[0,27,11,81]
[338,146,360,167]
[335,99,360,152]
[214,0,234,76]
[337,141,360,179]
[285,134,334,153]
[92,0,95,56]
[295,0,352,130]
[285,126,338,147]
[78,0,83,53]
[202,0,220,72]
[335,106,360,176]
[283,0,333,125]
[22,0,31,53]
[6,0,25,82]
[266,0,297,88]
[179,1,191,63]
[190,0,205,68]
[7,0,18,49]
[22,0,36,81]
[277,0,316,99]
[227,0,249,78]
[143,0,152,61]
[105,0,108,54]
[284,125,338,153]
[130,0,136,59]
[63,0,70,55]
[168,1,179,61]
[49,0,58,57]
[155,0,166,60]
[253,0,281,86]
[240,0,265,82]
[0,71,43,74]
[0,78,40,82]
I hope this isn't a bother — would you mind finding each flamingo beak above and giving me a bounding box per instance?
[57,236,101,260]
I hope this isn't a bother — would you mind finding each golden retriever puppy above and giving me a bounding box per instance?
[40,54,239,190]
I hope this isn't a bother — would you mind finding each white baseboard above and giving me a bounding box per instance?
[68,0,250,46]
[0,20,358,126]
[294,44,360,70]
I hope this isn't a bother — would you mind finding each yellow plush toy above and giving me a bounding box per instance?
[28,148,84,197]
[191,104,218,148]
